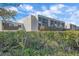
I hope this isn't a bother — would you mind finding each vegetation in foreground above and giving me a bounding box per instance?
[0,30,79,56]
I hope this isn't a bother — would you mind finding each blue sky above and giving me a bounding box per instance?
[0,3,79,25]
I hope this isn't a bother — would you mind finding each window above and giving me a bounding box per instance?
[38,16,42,22]
[38,17,48,26]
[13,23,18,27]
[50,20,54,25]
[9,23,13,26]
[38,23,42,30]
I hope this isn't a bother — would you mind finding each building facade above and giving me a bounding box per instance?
[0,15,79,31]
[65,23,79,30]
[23,15,65,31]
[0,20,24,31]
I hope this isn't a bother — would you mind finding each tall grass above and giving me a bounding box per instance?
[0,30,79,56]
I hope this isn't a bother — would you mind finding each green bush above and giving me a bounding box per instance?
[0,30,79,56]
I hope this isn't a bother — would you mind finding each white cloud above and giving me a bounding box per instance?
[31,10,57,19]
[19,4,23,8]
[17,19,24,23]
[34,10,51,17]
[17,4,65,19]
[30,4,79,25]
[66,6,77,13]
[50,4,64,10]
[35,11,42,15]
[50,6,58,11]
[19,4,33,11]
[42,10,50,15]
[31,4,65,17]
[69,9,79,20]
[5,7,22,13]
[41,6,48,10]
[70,22,76,25]
[31,4,65,18]
[57,4,65,9]
[6,7,18,12]
[63,8,79,25]
[8,7,18,11]
[49,4,64,13]
[18,4,79,25]
[25,5,33,11]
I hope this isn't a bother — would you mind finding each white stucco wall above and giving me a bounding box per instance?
[0,21,2,31]
[22,15,38,31]
[65,23,70,29]
[23,16,32,31]
[31,15,38,31]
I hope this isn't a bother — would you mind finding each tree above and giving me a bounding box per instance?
[0,8,17,21]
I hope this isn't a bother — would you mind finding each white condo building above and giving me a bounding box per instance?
[0,14,79,31]
[22,15,65,31]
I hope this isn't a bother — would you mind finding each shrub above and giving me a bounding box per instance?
[0,30,79,56]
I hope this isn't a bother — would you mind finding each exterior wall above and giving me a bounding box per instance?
[23,16,32,31]
[23,15,38,31]
[76,26,79,30]
[0,15,79,31]
[65,23,78,30]
[38,15,48,31]
[0,21,2,31]
[65,23,71,30]
[17,23,25,30]
[21,15,72,31]
[48,19,51,27]
[70,24,77,30]
[49,19,65,30]
[38,15,65,31]
[0,20,24,31]
[31,15,38,31]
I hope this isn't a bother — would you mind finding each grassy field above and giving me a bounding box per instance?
[0,30,79,56]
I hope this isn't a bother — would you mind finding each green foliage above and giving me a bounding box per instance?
[0,8,17,21]
[0,30,79,56]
